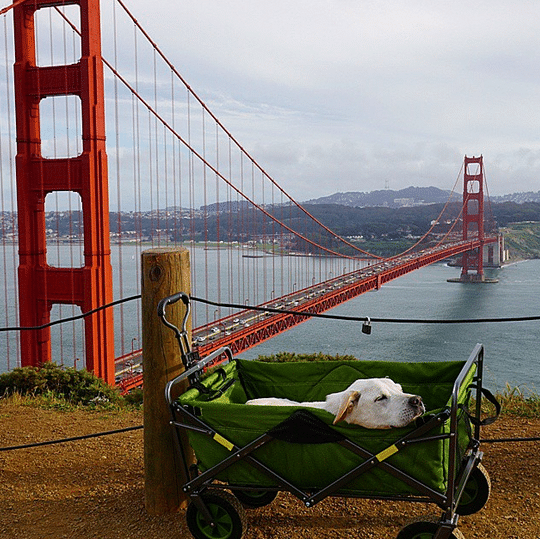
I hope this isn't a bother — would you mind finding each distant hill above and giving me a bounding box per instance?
[502,221,540,259]
[303,187,452,208]
[490,191,540,204]
[199,188,540,213]
[304,187,540,208]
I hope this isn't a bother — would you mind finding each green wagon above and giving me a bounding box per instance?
[162,293,499,539]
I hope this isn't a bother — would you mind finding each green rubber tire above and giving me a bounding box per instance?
[186,491,247,539]
[397,519,465,539]
[456,462,491,515]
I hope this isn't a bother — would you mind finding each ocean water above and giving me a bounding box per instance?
[248,260,540,394]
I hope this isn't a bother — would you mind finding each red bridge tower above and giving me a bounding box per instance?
[13,0,115,382]
[460,155,485,282]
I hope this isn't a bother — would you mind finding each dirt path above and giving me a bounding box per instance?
[0,404,538,539]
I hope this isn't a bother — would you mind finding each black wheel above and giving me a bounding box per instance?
[397,519,465,539]
[456,462,491,515]
[186,491,247,539]
[231,489,278,509]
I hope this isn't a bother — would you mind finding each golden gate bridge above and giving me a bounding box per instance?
[0,0,500,390]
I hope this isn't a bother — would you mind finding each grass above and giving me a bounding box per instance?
[494,383,540,418]
[0,389,143,412]
[255,351,358,363]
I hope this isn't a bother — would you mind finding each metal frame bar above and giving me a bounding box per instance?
[444,343,484,515]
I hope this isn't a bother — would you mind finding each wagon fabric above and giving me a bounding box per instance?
[177,358,476,498]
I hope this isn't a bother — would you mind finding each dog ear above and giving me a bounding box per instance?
[333,391,360,424]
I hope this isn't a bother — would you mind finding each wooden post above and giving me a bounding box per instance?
[142,248,194,515]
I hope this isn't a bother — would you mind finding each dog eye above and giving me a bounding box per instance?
[375,395,388,402]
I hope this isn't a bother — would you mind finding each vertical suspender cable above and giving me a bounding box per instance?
[215,123,221,318]
[132,23,142,343]
[1,13,18,368]
[227,138,233,313]
[62,6,78,362]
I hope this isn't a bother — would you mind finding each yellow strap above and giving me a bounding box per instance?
[375,444,399,462]
[213,432,234,452]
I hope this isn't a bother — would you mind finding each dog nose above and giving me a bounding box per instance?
[408,395,423,409]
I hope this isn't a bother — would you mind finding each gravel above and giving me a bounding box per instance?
[0,403,538,539]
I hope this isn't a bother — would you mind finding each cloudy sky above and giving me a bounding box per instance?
[9,0,540,204]
[123,0,540,201]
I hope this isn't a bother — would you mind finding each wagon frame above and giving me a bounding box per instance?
[161,293,498,539]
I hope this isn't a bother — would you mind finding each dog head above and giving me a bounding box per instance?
[326,378,425,429]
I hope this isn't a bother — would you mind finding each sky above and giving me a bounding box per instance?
[114,0,540,201]
[2,0,540,207]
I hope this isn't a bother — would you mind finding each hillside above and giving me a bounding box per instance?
[501,221,540,259]
[303,186,451,208]
[303,188,540,208]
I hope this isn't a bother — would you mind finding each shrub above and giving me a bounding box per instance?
[255,352,357,363]
[123,388,144,406]
[0,363,123,407]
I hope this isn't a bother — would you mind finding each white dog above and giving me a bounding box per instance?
[246,378,425,429]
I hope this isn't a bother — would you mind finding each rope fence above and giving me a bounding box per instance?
[0,293,539,446]
[2,293,540,334]
[0,424,537,453]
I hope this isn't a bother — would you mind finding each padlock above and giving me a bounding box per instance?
[362,317,372,335]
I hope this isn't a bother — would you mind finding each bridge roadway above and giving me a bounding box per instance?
[116,237,497,391]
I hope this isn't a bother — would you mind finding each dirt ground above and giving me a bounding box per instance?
[0,403,539,539]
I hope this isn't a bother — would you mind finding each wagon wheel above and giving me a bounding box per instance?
[397,518,465,539]
[456,462,491,515]
[186,491,247,539]
[231,488,278,509]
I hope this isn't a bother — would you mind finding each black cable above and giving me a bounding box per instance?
[0,294,142,333]
[2,292,539,334]
[0,424,143,452]
[2,292,537,450]
[1,421,537,452]
[480,436,540,444]
[190,295,540,325]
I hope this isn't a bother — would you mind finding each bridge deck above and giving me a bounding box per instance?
[117,237,497,392]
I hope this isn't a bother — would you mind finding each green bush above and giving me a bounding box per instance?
[255,351,357,363]
[123,388,144,406]
[0,363,123,407]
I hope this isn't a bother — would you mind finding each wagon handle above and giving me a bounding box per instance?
[462,385,501,427]
[157,292,193,366]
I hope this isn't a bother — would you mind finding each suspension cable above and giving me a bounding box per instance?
[386,161,464,262]
[112,0,382,259]
[0,0,25,17]
[53,5,478,266]
[53,6,377,261]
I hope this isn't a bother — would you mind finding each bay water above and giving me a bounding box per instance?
[249,260,540,394]
[1,242,539,394]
